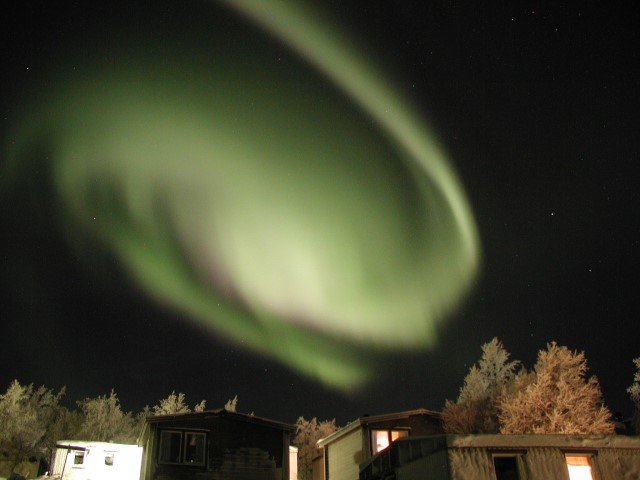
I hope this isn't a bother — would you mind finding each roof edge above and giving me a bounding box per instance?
[318,408,440,447]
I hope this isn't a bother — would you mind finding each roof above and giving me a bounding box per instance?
[360,434,640,480]
[138,408,295,444]
[56,440,139,449]
[317,408,440,447]
[446,433,640,449]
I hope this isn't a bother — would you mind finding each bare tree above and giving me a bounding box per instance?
[293,417,337,480]
[442,338,519,433]
[0,380,66,476]
[77,389,136,443]
[498,342,614,434]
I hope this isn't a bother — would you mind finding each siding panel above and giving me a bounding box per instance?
[328,430,362,480]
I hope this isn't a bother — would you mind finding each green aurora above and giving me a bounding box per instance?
[4,1,480,388]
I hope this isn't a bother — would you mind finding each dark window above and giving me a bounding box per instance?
[184,432,206,465]
[105,453,114,466]
[73,452,85,465]
[159,430,206,466]
[493,456,520,480]
[159,431,183,464]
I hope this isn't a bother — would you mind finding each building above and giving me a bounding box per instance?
[50,441,143,480]
[360,434,640,480]
[138,409,296,480]
[315,409,442,480]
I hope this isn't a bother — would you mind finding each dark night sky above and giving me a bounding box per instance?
[1,1,639,426]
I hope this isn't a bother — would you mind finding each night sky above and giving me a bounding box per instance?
[1,1,639,426]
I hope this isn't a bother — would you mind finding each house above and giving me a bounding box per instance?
[49,441,143,480]
[137,409,296,480]
[359,434,640,480]
[315,409,441,480]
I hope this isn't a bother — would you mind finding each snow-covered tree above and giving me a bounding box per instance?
[627,357,640,432]
[77,389,136,443]
[152,391,191,415]
[151,391,207,415]
[194,399,207,412]
[224,395,238,412]
[0,380,66,476]
[441,338,520,433]
[293,417,337,480]
[498,342,614,434]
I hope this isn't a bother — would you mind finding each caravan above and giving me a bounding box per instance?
[50,441,142,480]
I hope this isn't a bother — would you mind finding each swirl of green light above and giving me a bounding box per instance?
[4,1,480,389]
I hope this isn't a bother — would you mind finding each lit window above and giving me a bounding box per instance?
[159,430,206,466]
[371,430,409,454]
[105,453,114,466]
[565,455,594,480]
[73,452,85,466]
[493,456,520,480]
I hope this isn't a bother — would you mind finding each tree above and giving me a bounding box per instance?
[498,342,614,434]
[0,380,66,476]
[152,391,191,415]
[194,399,207,413]
[441,338,520,433]
[151,391,207,415]
[293,417,337,480]
[77,389,136,443]
[224,395,238,412]
[627,357,640,432]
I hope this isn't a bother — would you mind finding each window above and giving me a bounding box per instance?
[493,456,520,480]
[159,430,206,466]
[73,452,85,466]
[105,453,114,466]
[184,432,206,464]
[565,455,594,480]
[159,431,183,464]
[371,429,409,454]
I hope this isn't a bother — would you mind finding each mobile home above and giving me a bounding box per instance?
[360,434,640,480]
[50,441,142,480]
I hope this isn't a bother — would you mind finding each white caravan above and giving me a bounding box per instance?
[50,441,142,480]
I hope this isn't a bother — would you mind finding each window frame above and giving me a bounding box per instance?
[158,429,207,467]
[72,451,86,469]
[370,428,410,455]
[564,452,597,480]
[182,431,206,466]
[491,453,523,480]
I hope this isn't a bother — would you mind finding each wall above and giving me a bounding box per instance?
[326,428,362,480]
[144,415,290,480]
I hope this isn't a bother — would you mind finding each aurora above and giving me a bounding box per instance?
[3,1,480,388]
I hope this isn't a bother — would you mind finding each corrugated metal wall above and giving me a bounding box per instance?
[520,447,567,479]
[448,448,494,480]
[596,447,640,480]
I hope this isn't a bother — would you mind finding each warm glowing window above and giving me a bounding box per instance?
[371,429,408,454]
[565,455,594,480]
[159,430,206,466]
